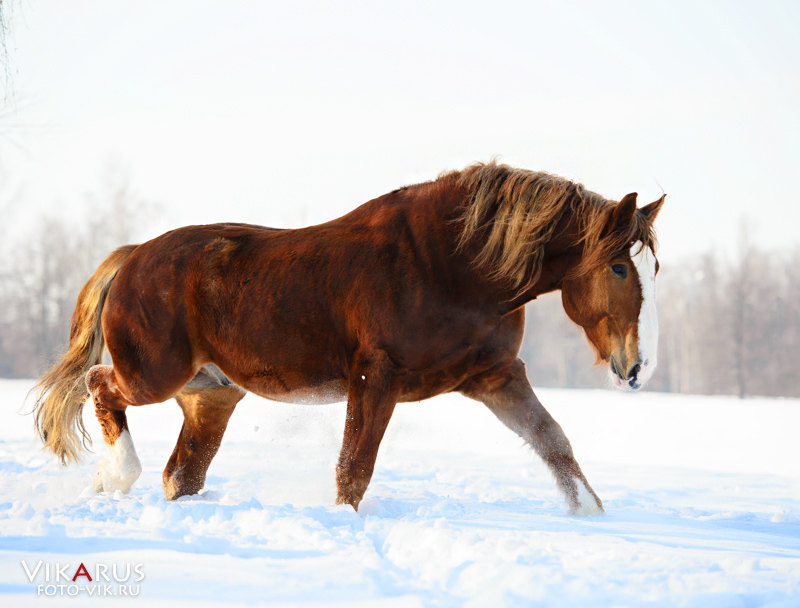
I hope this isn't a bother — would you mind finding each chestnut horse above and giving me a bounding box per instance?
[32,162,663,515]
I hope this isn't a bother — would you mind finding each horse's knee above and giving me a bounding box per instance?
[86,365,120,407]
[85,364,109,391]
[88,358,199,409]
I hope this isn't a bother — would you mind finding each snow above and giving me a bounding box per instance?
[1,378,799,606]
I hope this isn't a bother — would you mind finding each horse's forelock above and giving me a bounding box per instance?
[570,203,658,279]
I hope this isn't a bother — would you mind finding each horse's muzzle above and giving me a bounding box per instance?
[610,355,644,391]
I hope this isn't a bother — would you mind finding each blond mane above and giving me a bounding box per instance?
[451,161,657,291]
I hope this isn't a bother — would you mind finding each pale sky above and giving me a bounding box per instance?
[2,0,799,263]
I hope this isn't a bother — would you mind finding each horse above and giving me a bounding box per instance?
[32,162,664,515]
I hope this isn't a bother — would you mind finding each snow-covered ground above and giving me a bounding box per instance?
[1,378,798,607]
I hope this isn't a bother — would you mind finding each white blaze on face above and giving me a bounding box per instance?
[630,241,658,386]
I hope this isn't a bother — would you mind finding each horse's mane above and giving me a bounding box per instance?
[449,161,657,291]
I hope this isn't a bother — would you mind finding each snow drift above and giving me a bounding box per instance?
[1,379,798,606]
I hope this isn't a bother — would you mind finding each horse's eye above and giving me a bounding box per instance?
[611,264,627,278]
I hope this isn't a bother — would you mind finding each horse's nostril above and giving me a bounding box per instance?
[627,363,641,380]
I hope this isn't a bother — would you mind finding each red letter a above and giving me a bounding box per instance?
[72,563,93,582]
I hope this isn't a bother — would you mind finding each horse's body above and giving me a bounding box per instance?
[107,186,523,406]
[33,162,663,515]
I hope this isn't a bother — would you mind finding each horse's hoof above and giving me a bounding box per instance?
[335,494,360,512]
[162,477,182,501]
[93,458,141,494]
[93,471,135,494]
[162,467,204,500]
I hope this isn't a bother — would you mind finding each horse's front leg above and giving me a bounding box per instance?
[461,359,603,515]
[336,350,398,511]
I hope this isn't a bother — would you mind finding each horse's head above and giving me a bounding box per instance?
[561,193,664,390]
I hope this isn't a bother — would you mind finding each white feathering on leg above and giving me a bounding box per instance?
[571,478,604,516]
[93,429,142,494]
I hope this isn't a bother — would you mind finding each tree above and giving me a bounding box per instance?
[0,171,153,378]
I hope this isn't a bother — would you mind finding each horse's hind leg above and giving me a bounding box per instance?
[460,359,603,516]
[92,401,142,494]
[86,360,196,494]
[162,383,245,500]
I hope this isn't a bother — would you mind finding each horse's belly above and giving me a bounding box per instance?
[254,378,457,405]
[254,379,349,405]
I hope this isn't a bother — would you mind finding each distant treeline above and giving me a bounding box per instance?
[2,181,798,398]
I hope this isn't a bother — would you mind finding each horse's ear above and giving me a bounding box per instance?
[606,193,637,234]
[639,194,665,224]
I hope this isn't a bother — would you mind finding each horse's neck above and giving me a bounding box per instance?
[409,181,583,313]
[528,214,584,294]
[502,246,581,312]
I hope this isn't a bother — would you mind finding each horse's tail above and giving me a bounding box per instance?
[31,244,138,465]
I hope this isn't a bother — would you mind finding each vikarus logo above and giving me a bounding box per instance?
[21,560,144,597]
